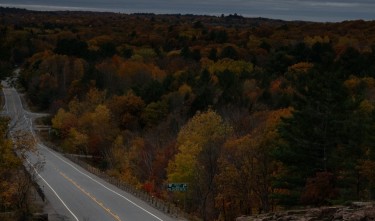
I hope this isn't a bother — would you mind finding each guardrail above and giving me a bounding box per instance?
[42,140,200,221]
[64,154,196,220]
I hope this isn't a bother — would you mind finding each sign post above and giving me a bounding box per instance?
[167,183,188,211]
[167,183,188,192]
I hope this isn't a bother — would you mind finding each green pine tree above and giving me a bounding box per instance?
[273,69,360,206]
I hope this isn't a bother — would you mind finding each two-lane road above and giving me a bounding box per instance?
[2,82,177,221]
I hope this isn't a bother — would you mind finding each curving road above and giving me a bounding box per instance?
[2,81,177,221]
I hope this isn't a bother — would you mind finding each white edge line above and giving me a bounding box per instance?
[5,84,165,221]
[2,85,79,221]
[25,158,80,221]
[41,144,165,221]
[3,87,9,114]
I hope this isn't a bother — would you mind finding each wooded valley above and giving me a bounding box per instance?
[1,7,375,220]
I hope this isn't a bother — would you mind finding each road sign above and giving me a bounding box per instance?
[167,183,188,192]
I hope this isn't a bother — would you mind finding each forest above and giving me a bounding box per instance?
[1,7,375,220]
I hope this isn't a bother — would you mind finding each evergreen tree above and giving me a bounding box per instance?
[274,69,359,205]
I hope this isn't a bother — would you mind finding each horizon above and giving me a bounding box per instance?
[0,0,375,22]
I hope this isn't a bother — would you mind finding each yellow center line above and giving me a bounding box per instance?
[59,172,122,221]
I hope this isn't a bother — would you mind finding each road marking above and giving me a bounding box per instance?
[3,86,79,221]
[59,171,122,221]
[3,85,166,221]
[25,159,80,221]
[41,145,165,221]
[3,87,9,114]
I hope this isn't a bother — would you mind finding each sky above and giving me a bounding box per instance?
[0,0,374,22]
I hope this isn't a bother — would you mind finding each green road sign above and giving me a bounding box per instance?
[167,183,188,192]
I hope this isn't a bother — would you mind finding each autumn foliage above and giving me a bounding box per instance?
[2,7,375,220]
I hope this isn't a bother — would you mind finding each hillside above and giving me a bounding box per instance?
[1,7,375,220]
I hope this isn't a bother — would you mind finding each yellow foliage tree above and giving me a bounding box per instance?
[208,58,253,76]
[216,108,291,219]
[304,35,330,47]
[65,128,89,154]
[167,110,232,219]
[0,117,42,215]
[52,108,78,138]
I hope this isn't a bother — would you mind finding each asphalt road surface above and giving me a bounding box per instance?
[2,81,177,221]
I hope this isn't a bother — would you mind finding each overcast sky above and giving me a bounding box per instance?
[1,0,375,22]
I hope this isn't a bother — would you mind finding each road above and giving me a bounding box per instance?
[2,81,178,221]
